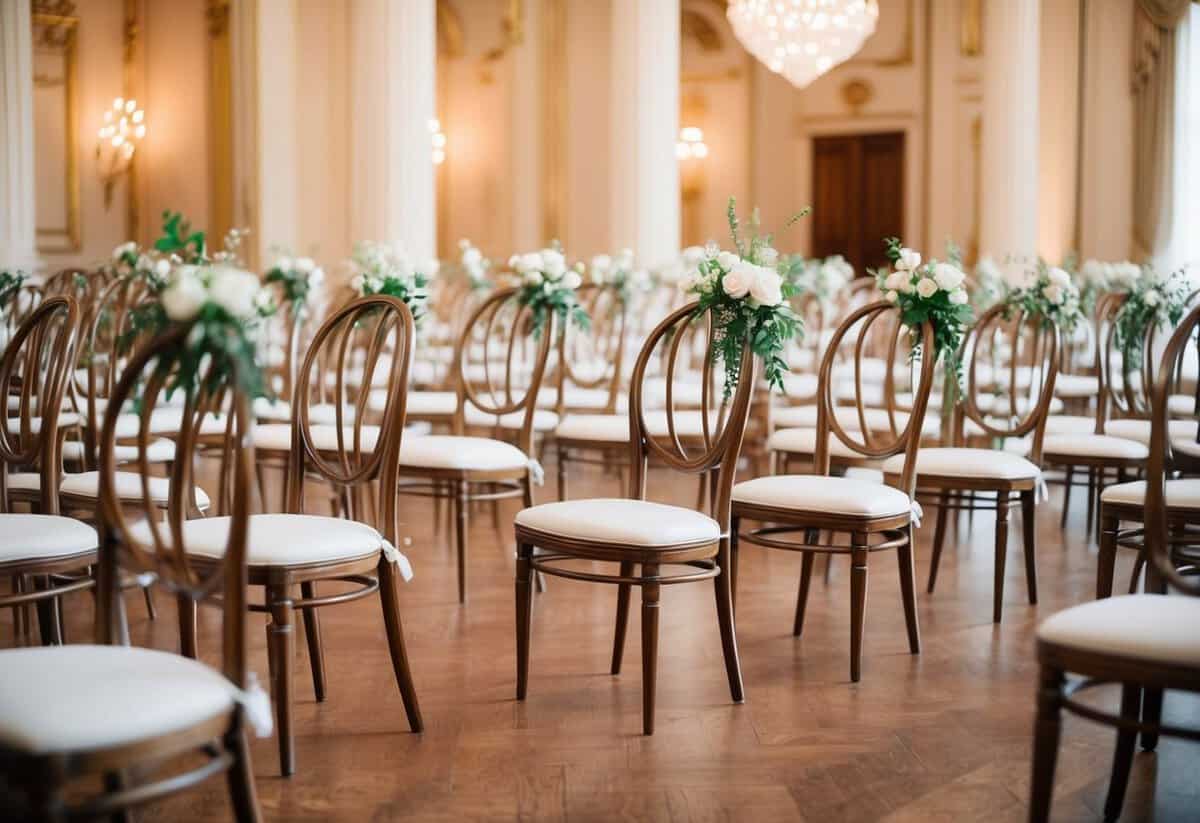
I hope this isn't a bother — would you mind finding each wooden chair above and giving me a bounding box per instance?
[731,301,936,682]
[514,300,753,734]
[188,295,423,776]
[1028,301,1200,823]
[884,300,1060,623]
[0,296,95,647]
[0,316,264,821]
[395,287,554,603]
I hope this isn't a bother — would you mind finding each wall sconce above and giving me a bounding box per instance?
[677,126,708,247]
[430,118,446,165]
[96,97,145,208]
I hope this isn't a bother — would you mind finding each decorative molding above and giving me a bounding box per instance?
[847,0,914,68]
[436,0,465,59]
[477,0,522,84]
[968,113,982,262]
[681,66,743,83]
[961,0,982,56]
[32,8,80,253]
[682,8,723,51]
[541,0,566,244]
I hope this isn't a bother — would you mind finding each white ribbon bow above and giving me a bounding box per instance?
[381,538,415,582]
[528,458,546,486]
[1034,471,1049,503]
[910,499,924,528]
[134,571,157,588]
[235,672,274,738]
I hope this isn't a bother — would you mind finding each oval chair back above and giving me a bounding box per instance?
[627,301,756,526]
[0,296,79,513]
[284,295,415,536]
[814,301,936,498]
[1095,292,1150,428]
[957,300,1061,464]
[558,283,627,414]
[451,286,556,457]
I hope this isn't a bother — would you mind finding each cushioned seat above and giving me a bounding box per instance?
[5,412,80,434]
[732,475,912,519]
[768,427,868,460]
[0,645,236,755]
[109,409,228,439]
[0,513,98,561]
[554,414,628,442]
[1169,393,1196,416]
[1053,373,1099,398]
[463,405,560,432]
[1104,418,1197,447]
[1042,434,1148,460]
[253,398,356,425]
[1043,415,1096,435]
[515,498,719,546]
[61,438,176,465]
[369,389,457,417]
[781,373,818,399]
[1037,594,1200,667]
[773,405,939,437]
[883,447,1040,481]
[253,423,380,453]
[398,434,529,472]
[129,513,396,567]
[1173,436,1200,458]
[59,471,211,509]
[536,386,621,411]
[1100,478,1200,509]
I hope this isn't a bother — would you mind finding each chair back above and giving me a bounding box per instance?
[1095,292,1150,428]
[627,302,756,527]
[1145,301,1200,596]
[451,287,556,456]
[96,319,253,685]
[558,283,627,413]
[815,301,936,496]
[285,295,414,538]
[957,300,1061,462]
[0,296,79,513]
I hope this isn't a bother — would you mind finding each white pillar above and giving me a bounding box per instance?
[349,0,436,262]
[0,0,37,271]
[981,0,1039,278]
[610,0,679,268]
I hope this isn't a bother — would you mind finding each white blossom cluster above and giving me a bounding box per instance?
[161,263,272,322]
[350,241,437,295]
[882,247,969,306]
[458,239,490,287]
[111,241,171,286]
[588,248,651,292]
[682,248,785,308]
[1040,266,1078,307]
[508,247,583,291]
[1079,259,1143,292]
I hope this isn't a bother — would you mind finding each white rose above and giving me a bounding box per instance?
[1047,267,1071,288]
[112,241,137,261]
[1144,289,1161,307]
[916,277,938,299]
[462,247,482,267]
[543,256,566,280]
[896,248,921,271]
[722,261,757,299]
[885,290,899,303]
[885,271,910,292]
[524,270,544,286]
[562,270,583,289]
[1042,284,1064,305]
[519,252,544,273]
[350,273,365,293]
[542,249,565,271]
[154,259,172,279]
[294,257,315,273]
[161,266,208,321]
[590,254,612,275]
[393,256,414,280]
[210,266,262,318]
[760,247,779,266]
[682,246,706,266]
[508,254,521,270]
[933,262,965,291]
[275,256,294,272]
[949,288,968,305]
[309,267,326,287]
[749,268,783,307]
[135,254,154,272]
[717,251,740,272]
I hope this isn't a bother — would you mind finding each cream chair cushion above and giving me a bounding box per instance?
[733,475,910,519]
[773,405,939,437]
[253,399,357,425]
[109,409,228,439]
[4,413,80,434]
[1043,414,1096,435]
[369,389,458,417]
[768,427,865,460]
[253,423,380,453]
[1104,418,1197,447]
[882,447,1040,481]
[1037,594,1200,667]
[1169,394,1196,417]
[1173,436,1200,458]
[59,471,211,509]
[516,498,720,546]
[0,513,98,561]
[1100,478,1200,509]
[553,411,724,443]
[463,405,560,432]
[130,513,390,567]
[1042,434,1149,460]
[398,434,529,472]
[61,438,176,465]
[1054,373,1099,398]
[0,645,236,755]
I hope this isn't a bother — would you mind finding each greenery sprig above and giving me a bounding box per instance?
[1113,267,1190,369]
[509,244,590,339]
[1005,262,1083,333]
[265,255,325,316]
[349,241,432,325]
[587,248,650,305]
[0,270,28,316]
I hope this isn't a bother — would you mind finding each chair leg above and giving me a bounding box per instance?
[993,496,1011,623]
[1029,665,1064,823]
[792,551,815,637]
[729,516,740,614]
[641,564,661,735]
[515,543,535,699]
[713,538,744,703]
[611,560,634,675]
[266,584,296,777]
[557,446,568,501]
[849,538,869,683]
[1085,467,1097,538]
[379,559,423,733]
[928,491,950,593]
[455,478,469,604]
[897,527,921,654]
[300,581,327,702]
[142,582,157,620]
[255,462,270,514]
[1129,554,1147,594]
[178,593,198,658]
[1097,508,1120,599]
[1060,465,1073,529]
[33,577,61,646]
[1103,684,1142,822]
[224,725,263,823]
[1020,489,1038,605]
[1140,687,1163,752]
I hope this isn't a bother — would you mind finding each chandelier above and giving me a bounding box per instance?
[727,0,880,89]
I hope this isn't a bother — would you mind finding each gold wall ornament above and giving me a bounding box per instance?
[206,0,230,37]
[841,78,874,114]
[961,0,982,57]
[32,8,80,254]
[477,0,523,84]
[95,97,145,208]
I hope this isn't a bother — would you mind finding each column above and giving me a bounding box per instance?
[349,0,437,262]
[0,0,37,271]
[610,0,679,268]
[980,0,1039,278]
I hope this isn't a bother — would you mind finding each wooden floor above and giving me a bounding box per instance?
[24,461,1200,821]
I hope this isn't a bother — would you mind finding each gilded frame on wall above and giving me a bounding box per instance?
[32,6,81,254]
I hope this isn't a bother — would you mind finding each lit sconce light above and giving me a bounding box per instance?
[676,126,709,160]
[96,97,145,208]
[429,118,446,165]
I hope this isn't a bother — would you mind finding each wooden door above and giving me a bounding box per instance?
[810,131,905,275]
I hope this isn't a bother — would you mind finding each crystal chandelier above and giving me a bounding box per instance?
[727,0,880,89]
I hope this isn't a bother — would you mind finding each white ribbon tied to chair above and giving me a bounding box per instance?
[381,538,415,582]
[235,672,274,738]
[528,458,546,486]
[1035,471,1049,504]
[909,499,924,528]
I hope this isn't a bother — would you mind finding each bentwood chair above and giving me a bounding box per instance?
[514,301,753,735]
[0,318,265,821]
[396,287,555,603]
[0,296,96,647]
[183,295,423,776]
[1029,302,1200,823]
[731,301,935,682]
[885,300,1060,623]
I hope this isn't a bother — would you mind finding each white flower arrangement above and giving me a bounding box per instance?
[588,247,650,302]
[1113,266,1191,368]
[780,254,853,302]
[508,245,589,338]
[348,241,433,324]
[458,239,492,290]
[265,254,325,315]
[1007,263,1084,333]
